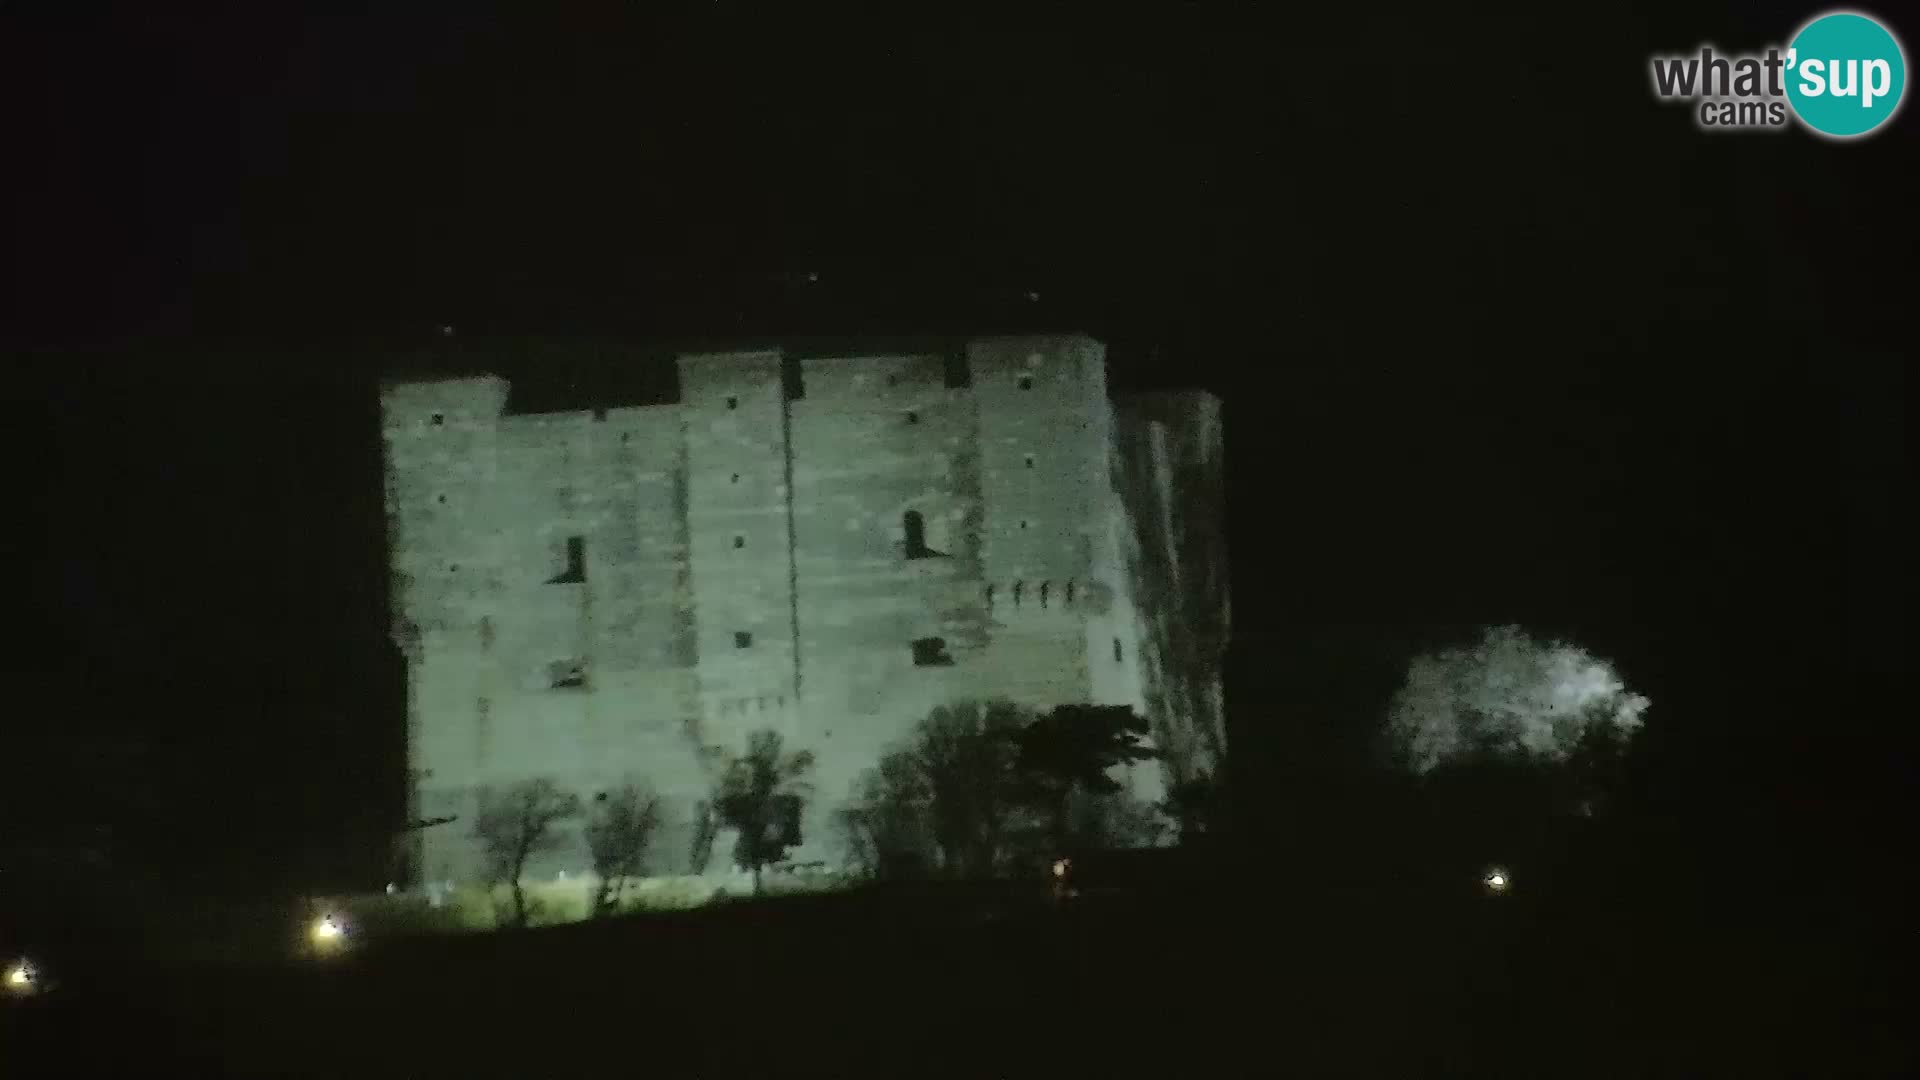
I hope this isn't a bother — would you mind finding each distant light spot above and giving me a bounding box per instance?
[439,325,455,337]
[1025,291,1040,302]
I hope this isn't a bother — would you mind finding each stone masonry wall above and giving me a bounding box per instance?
[379,334,1224,883]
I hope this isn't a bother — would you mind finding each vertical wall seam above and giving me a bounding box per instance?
[781,370,803,708]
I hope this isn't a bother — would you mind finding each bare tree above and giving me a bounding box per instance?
[583,783,661,917]
[912,701,1030,877]
[472,779,581,928]
[715,730,815,895]
[838,749,936,881]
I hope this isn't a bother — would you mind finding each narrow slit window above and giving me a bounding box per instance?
[1113,637,1124,663]
[903,510,941,559]
[984,584,995,609]
[1065,581,1076,606]
[548,536,587,584]
[1039,581,1050,609]
[1012,581,1024,607]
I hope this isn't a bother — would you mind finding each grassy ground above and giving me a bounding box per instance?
[2,875,1900,1076]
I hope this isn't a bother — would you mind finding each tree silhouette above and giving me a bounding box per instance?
[472,779,581,928]
[583,783,661,917]
[1013,704,1158,851]
[912,701,1030,877]
[715,730,815,895]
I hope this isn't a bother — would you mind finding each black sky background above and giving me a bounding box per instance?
[5,5,1906,889]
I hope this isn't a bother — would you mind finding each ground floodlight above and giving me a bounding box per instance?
[4,961,34,991]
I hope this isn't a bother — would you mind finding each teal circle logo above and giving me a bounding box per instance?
[1786,12,1907,137]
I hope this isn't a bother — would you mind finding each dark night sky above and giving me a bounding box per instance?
[5,6,1906,887]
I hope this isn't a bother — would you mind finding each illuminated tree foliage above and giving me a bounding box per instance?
[583,782,662,917]
[715,730,815,895]
[1112,400,1230,793]
[1385,624,1650,775]
[472,779,582,928]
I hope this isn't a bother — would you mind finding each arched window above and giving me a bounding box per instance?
[1039,581,1051,609]
[903,510,930,558]
[1012,581,1024,607]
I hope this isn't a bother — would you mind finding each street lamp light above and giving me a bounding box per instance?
[4,960,36,993]
[310,915,346,948]
[1484,868,1512,895]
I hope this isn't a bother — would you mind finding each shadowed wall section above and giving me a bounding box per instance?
[380,334,1227,882]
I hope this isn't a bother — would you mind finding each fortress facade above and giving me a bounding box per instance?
[380,333,1227,883]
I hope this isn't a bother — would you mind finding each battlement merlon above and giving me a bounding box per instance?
[378,375,511,433]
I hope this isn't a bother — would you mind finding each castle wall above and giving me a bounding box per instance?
[380,334,1219,882]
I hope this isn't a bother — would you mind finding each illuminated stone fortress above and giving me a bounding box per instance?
[380,333,1226,882]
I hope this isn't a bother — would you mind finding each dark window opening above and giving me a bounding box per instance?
[1065,581,1076,605]
[886,374,898,386]
[1113,638,1124,663]
[943,352,972,389]
[594,791,608,803]
[546,536,587,584]
[730,472,741,484]
[1019,519,1029,530]
[431,413,445,425]
[733,535,746,549]
[781,357,805,401]
[905,411,918,424]
[1017,376,1033,391]
[985,584,995,609]
[1039,581,1050,608]
[437,493,447,503]
[592,408,608,422]
[903,510,944,559]
[911,637,955,667]
[550,660,589,689]
[479,616,495,651]
[726,396,738,410]
[734,631,753,649]
[449,564,460,573]
[1012,581,1024,607]
[1024,454,1035,469]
